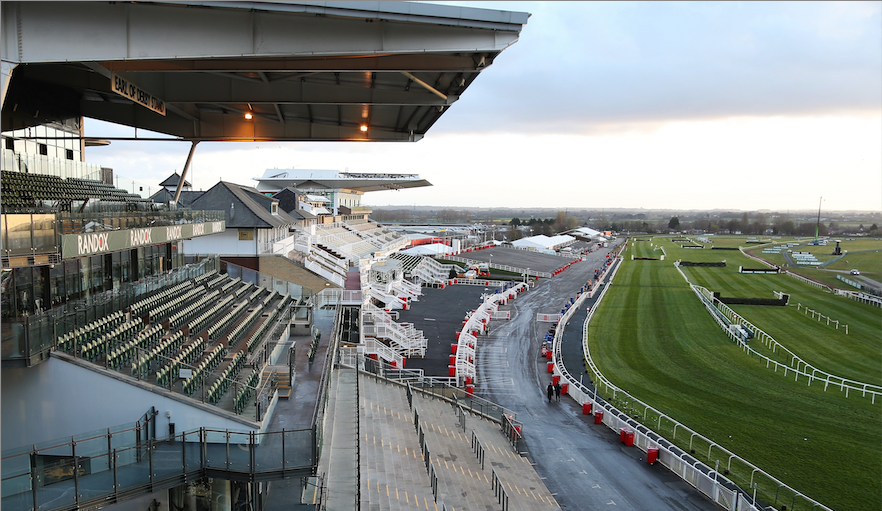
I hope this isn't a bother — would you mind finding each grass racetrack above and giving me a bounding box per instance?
[586,237,881,511]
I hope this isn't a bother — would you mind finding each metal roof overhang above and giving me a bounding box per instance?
[1,1,529,143]
[256,176,432,192]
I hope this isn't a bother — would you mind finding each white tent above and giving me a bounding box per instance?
[400,244,454,256]
[511,234,574,250]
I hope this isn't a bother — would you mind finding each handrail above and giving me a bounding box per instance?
[2,425,317,511]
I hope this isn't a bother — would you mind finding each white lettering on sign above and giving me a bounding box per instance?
[211,222,224,233]
[166,225,182,239]
[192,224,205,236]
[111,72,166,116]
[130,228,152,247]
[77,233,109,255]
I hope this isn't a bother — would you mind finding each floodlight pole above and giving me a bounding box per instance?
[815,196,822,240]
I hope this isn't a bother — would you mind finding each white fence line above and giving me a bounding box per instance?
[674,265,882,403]
[553,248,834,511]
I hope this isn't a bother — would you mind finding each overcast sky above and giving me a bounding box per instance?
[86,1,882,213]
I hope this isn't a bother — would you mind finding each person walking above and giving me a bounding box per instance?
[546,383,554,403]
[554,382,561,402]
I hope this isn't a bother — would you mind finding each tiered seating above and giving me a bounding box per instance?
[130,330,186,377]
[182,344,226,396]
[155,338,204,389]
[389,253,423,273]
[193,269,218,286]
[248,286,268,302]
[131,282,192,317]
[277,294,292,311]
[205,274,230,290]
[0,170,150,209]
[234,282,254,299]
[227,304,268,348]
[206,301,249,341]
[186,295,236,336]
[235,369,260,413]
[261,290,279,307]
[315,243,346,261]
[220,277,242,294]
[146,287,202,323]
[57,312,129,354]
[84,320,158,364]
[118,324,164,371]
[247,308,279,353]
[104,320,149,369]
[206,351,247,404]
[57,311,126,355]
[168,290,220,330]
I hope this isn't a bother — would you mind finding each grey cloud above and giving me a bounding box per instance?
[436,1,882,134]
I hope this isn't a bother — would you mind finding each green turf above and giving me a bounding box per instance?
[586,237,882,511]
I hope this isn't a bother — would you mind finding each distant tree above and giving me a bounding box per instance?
[510,217,521,226]
[668,216,680,230]
[871,223,879,232]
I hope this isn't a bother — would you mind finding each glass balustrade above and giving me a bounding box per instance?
[2,425,316,511]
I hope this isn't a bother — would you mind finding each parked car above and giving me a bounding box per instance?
[850,269,860,275]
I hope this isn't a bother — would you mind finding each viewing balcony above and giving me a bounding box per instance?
[0,409,317,511]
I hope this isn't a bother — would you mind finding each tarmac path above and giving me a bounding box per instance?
[474,241,720,511]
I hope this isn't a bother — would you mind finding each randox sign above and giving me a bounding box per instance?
[61,221,224,258]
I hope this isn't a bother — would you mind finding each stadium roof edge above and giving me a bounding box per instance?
[154,1,531,31]
[1,1,529,142]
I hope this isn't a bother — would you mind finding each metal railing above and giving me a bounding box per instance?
[470,430,485,470]
[352,354,515,424]
[1,424,316,511]
[490,468,509,511]
[565,253,833,511]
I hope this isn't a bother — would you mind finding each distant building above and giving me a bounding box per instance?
[253,168,432,219]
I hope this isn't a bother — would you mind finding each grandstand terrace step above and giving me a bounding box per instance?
[412,393,497,510]
[322,367,359,511]
[359,373,434,511]
[411,391,560,511]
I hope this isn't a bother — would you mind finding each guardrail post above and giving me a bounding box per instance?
[113,448,119,498]
[225,429,231,470]
[72,439,80,507]
[148,438,154,485]
[250,431,256,471]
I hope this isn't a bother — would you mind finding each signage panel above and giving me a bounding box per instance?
[110,72,166,116]
[61,221,225,258]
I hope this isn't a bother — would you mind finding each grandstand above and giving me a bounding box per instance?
[0,2,530,511]
[1,169,152,210]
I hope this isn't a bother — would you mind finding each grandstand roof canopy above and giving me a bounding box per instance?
[255,168,431,193]
[1,1,529,143]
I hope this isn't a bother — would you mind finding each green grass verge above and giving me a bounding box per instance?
[586,238,881,511]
